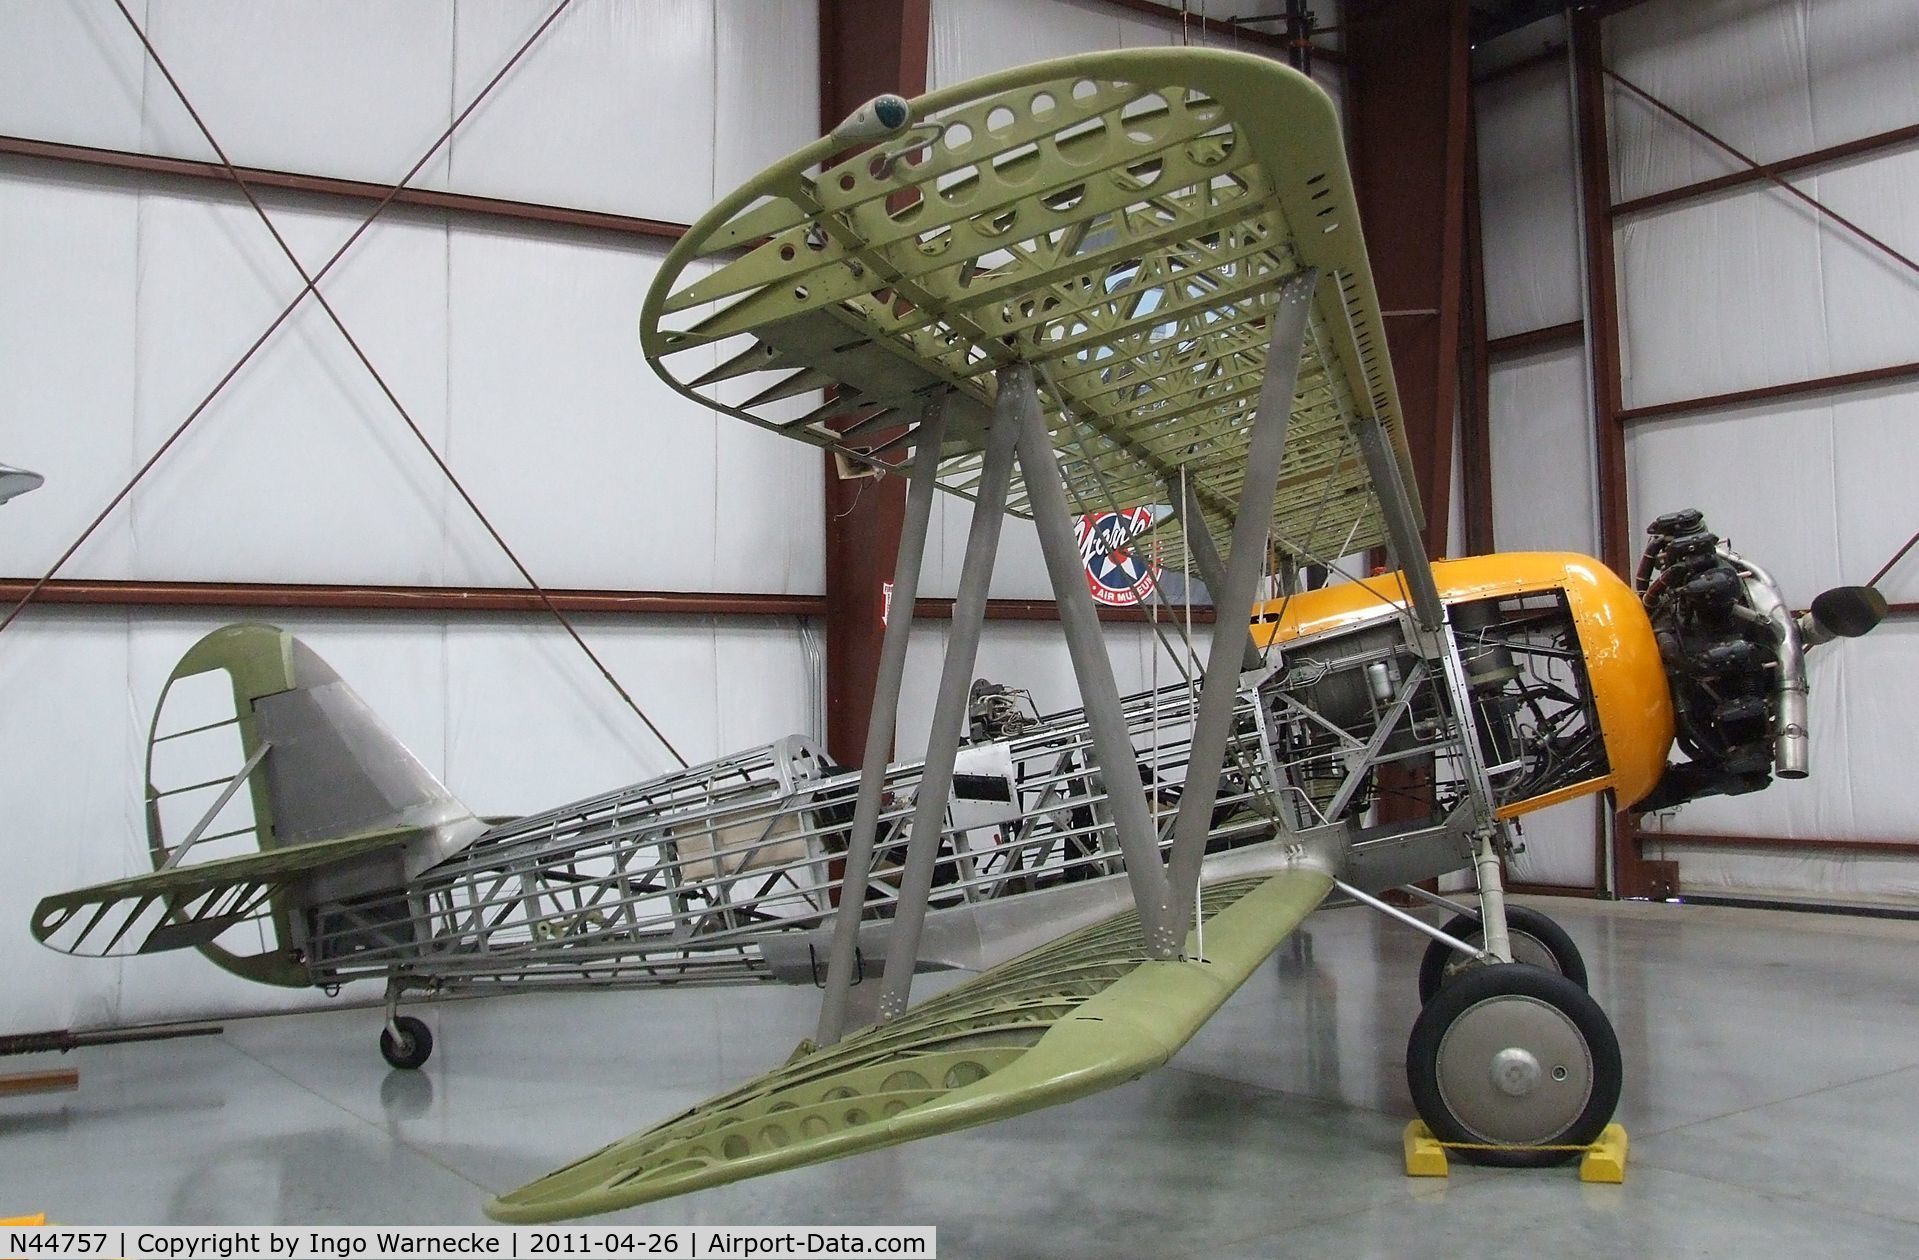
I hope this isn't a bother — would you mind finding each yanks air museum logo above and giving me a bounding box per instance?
[881,504,1172,621]
[1075,504,1172,607]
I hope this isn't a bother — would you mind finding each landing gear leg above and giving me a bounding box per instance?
[380,980,433,1071]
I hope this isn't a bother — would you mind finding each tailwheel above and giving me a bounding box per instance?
[1417,905,1587,1003]
[380,1014,434,1070]
[1407,963,1620,1167]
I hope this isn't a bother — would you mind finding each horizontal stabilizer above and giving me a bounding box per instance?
[487,865,1332,1222]
[31,829,412,959]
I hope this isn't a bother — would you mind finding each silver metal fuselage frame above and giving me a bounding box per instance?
[280,270,1519,1011]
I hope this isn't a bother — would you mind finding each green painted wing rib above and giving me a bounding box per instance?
[30,828,411,965]
[487,866,1333,1222]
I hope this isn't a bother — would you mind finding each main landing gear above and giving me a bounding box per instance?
[1401,897,1619,1167]
[1416,903,1588,1003]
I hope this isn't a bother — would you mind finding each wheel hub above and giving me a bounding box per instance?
[1436,994,1593,1145]
[1490,1047,1541,1096]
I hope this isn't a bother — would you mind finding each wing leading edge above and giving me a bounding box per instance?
[487,865,1333,1222]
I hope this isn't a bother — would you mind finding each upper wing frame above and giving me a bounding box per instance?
[639,48,1419,569]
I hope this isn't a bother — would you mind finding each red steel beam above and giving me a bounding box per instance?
[1618,358,1919,427]
[0,134,690,243]
[1346,0,1473,558]
[817,0,930,765]
[0,576,1195,625]
[1611,120,1919,220]
[1506,881,1601,899]
[1571,10,1647,900]
[0,578,818,618]
[1644,831,1919,860]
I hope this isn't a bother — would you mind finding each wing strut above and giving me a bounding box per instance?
[1352,407,1445,630]
[871,390,1025,1021]
[814,394,950,1047]
[1163,269,1318,937]
[1001,363,1180,957]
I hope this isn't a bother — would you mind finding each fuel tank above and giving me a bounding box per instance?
[1249,553,1675,812]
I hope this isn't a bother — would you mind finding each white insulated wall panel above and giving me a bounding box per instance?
[1806,149,1919,381]
[1598,0,1919,902]
[1,1,824,228]
[1488,346,1596,557]
[1608,0,1919,205]
[0,166,139,580]
[1607,0,1813,205]
[1486,342,1596,885]
[1644,841,1919,907]
[0,178,826,595]
[0,610,136,1034]
[0,0,149,152]
[443,615,815,816]
[1615,189,1830,411]
[443,227,717,592]
[1626,394,1840,604]
[1475,60,1581,340]
[448,0,716,224]
[126,191,456,586]
[1616,149,1919,411]
[1628,386,1919,883]
[1508,799,1596,889]
[137,0,458,192]
[1830,384,1919,601]
[930,0,1122,89]
[714,0,821,198]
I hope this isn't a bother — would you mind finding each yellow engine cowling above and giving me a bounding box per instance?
[1249,552,1675,814]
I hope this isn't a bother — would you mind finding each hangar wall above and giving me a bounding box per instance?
[0,0,833,1034]
[1611,0,1919,903]
[0,0,1332,1034]
[1475,0,1919,902]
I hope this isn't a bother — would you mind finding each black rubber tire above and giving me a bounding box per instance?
[1417,905,1587,1004]
[379,1014,433,1070]
[1407,963,1620,1168]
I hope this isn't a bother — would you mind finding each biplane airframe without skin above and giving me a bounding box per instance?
[29,49,1884,1221]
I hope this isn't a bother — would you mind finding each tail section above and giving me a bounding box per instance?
[33,624,484,986]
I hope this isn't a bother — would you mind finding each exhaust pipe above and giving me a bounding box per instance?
[1720,550,1808,779]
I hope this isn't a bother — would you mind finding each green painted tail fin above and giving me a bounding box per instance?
[31,624,482,987]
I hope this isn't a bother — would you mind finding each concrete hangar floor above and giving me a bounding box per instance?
[6,896,1918,1257]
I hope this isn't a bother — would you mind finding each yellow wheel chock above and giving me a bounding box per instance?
[1402,1121,1629,1183]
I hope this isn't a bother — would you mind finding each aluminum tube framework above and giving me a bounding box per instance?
[815,397,950,1046]
[1164,270,1317,935]
[873,389,1021,1021]
[1005,364,1179,959]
